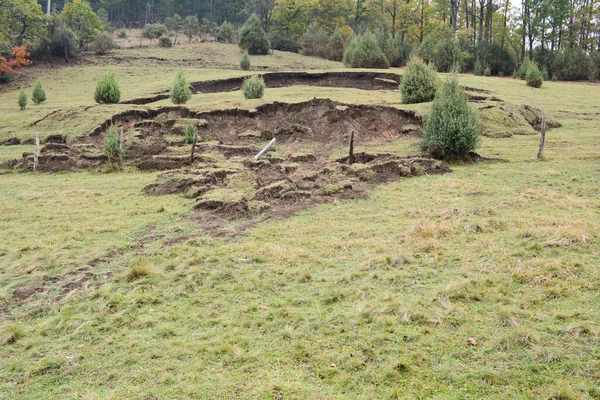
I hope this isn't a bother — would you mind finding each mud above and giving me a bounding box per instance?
[122,71,402,105]
[16,98,452,235]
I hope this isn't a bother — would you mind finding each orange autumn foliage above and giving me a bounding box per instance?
[0,46,32,75]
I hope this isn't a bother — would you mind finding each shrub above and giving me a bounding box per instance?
[32,81,46,104]
[484,66,491,76]
[240,51,251,70]
[104,125,122,166]
[90,32,115,54]
[50,23,77,60]
[474,41,515,76]
[118,28,127,39]
[170,71,192,104]
[97,8,109,30]
[239,14,270,55]
[383,36,411,67]
[518,56,532,80]
[434,38,462,72]
[474,58,485,76]
[269,31,299,52]
[94,71,120,104]
[552,48,589,81]
[399,58,439,104]
[0,72,14,84]
[185,122,196,144]
[343,32,389,69]
[217,21,233,43]
[241,75,265,99]
[183,16,200,42]
[18,90,27,110]
[142,23,167,43]
[421,77,480,159]
[300,23,328,58]
[416,37,435,64]
[589,51,600,80]
[159,36,173,47]
[526,62,543,88]
[326,28,345,61]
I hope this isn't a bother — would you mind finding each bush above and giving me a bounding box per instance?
[416,37,435,64]
[269,31,299,52]
[300,23,328,58]
[552,48,589,81]
[240,51,251,70]
[170,71,192,104]
[18,90,27,110]
[326,28,345,61]
[434,38,462,72]
[217,21,233,43]
[343,32,389,69]
[241,75,265,99]
[94,71,120,104]
[422,77,480,159]
[50,23,77,60]
[90,32,114,54]
[32,81,46,104]
[526,62,543,88]
[185,122,196,144]
[142,23,167,43]
[518,56,532,80]
[399,58,439,104]
[383,36,411,67]
[474,58,485,76]
[239,14,270,55]
[159,36,173,47]
[484,67,491,76]
[0,72,14,84]
[589,51,600,80]
[118,28,127,39]
[474,41,515,76]
[104,125,122,167]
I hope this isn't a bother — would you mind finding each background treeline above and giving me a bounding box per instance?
[1,0,599,80]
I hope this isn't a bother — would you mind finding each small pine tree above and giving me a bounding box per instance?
[238,14,270,55]
[342,32,389,69]
[421,77,480,159]
[159,36,173,47]
[240,51,251,71]
[18,90,27,110]
[241,75,265,99]
[170,71,192,104]
[185,122,196,144]
[526,62,544,88]
[217,21,233,43]
[104,125,122,167]
[32,81,46,104]
[94,72,120,104]
[326,28,345,61]
[399,58,439,104]
[474,58,485,76]
[484,66,491,76]
[118,28,127,39]
[518,56,532,80]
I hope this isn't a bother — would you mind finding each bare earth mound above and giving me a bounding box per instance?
[20,98,450,235]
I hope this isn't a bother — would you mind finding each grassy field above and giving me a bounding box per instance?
[0,41,599,399]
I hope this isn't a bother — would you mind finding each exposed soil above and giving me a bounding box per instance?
[122,71,402,105]
[17,98,451,235]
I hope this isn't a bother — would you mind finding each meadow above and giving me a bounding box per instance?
[0,40,599,399]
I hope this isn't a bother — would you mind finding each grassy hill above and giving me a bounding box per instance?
[0,41,599,399]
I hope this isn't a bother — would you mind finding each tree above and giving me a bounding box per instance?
[242,74,266,99]
[0,46,32,76]
[0,0,46,49]
[142,23,167,45]
[94,71,120,104]
[170,71,192,104]
[89,31,114,54]
[183,16,199,42]
[18,90,27,110]
[217,21,234,43]
[326,27,346,61]
[62,0,104,48]
[240,51,251,70]
[32,81,46,104]
[165,13,183,45]
[239,14,270,55]
[399,57,439,103]
[422,77,480,159]
[343,32,390,68]
[300,23,329,58]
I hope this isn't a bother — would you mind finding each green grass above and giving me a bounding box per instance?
[1,45,599,399]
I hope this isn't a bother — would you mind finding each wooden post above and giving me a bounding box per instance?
[348,130,355,165]
[33,132,39,171]
[537,117,546,160]
[254,138,276,161]
[119,128,125,152]
[190,128,198,163]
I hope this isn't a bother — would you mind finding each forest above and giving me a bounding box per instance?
[1,0,599,80]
